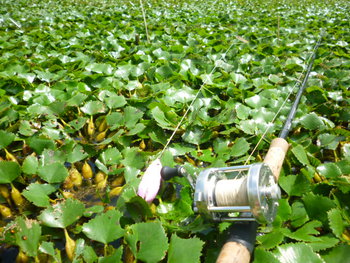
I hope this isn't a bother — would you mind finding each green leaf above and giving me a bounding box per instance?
[235,103,250,120]
[82,209,124,244]
[0,130,15,149]
[126,221,168,263]
[85,63,113,75]
[106,112,124,130]
[39,241,56,258]
[308,235,339,252]
[302,193,336,225]
[253,248,280,263]
[0,161,21,183]
[322,244,350,263]
[167,234,204,263]
[84,205,104,217]
[39,198,85,228]
[182,126,212,145]
[300,113,325,130]
[317,134,341,150]
[275,243,324,263]
[28,136,55,154]
[151,106,175,130]
[15,217,41,257]
[317,163,342,178]
[121,147,145,170]
[66,144,88,163]
[257,230,284,250]
[327,208,344,238]
[99,147,122,165]
[279,173,311,197]
[37,162,69,183]
[105,94,127,109]
[22,183,56,207]
[277,199,292,221]
[98,247,123,263]
[284,221,322,242]
[245,94,269,108]
[124,106,143,129]
[83,245,98,263]
[230,137,250,157]
[81,101,106,115]
[22,156,38,174]
[291,144,310,166]
[290,201,309,228]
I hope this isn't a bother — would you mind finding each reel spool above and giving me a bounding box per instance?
[193,163,280,224]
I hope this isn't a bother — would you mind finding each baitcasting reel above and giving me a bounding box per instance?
[193,163,280,224]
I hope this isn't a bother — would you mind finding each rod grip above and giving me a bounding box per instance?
[216,241,251,263]
[216,222,257,263]
[263,138,289,181]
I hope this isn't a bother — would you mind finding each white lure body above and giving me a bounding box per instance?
[137,158,162,203]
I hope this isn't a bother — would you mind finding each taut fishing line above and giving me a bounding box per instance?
[243,33,323,166]
[138,0,323,203]
[139,0,150,43]
[159,38,245,158]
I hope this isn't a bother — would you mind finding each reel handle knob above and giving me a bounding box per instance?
[161,166,181,181]
[263,138,289,181]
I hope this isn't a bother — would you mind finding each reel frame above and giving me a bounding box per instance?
[193,163,280,224]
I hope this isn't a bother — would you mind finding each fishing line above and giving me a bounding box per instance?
[159,38,244,158]
[139,0,150,43]
[243,33,323,166]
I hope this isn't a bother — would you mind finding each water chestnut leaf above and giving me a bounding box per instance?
[98,247,123,263]
[322,244,350,263]
[28,136,55,154]
[167,234,204,263]
[300,113,325,130]
[22,155,39,174]
[80,101,106,115]
[279,173,311,196]
[317,163,342,178]
[284,220,322,242]
[38,162,69,183]
[275,243,324,263]
[257,230,284,250]
[291,201,309,228]
[126,221,168,263]
[39,198,85,228]
[15,217,41,257]
[22,183,56,207]
[0,161,21,183]
[99,147,122,165]
[327,208,344,238]
[0,130,15,149]
[83,205,104,217]
[85,63,114,75]
[230,137,250,157]
[66,144,88,163]
[82,209,124,244]
[308,236,339,252]
[182,126,212,145]
[151,106,175,130]
[253,248,280,263]
[302,193,336,225]
[245,95,269,108]
[124,106,143,129]
[291,144,310,166]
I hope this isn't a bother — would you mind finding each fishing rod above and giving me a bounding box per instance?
[137,22,322,261]
[215,37,322,263]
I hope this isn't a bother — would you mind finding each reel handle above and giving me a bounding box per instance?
[263,138,289,181]
[216,222,258,263]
